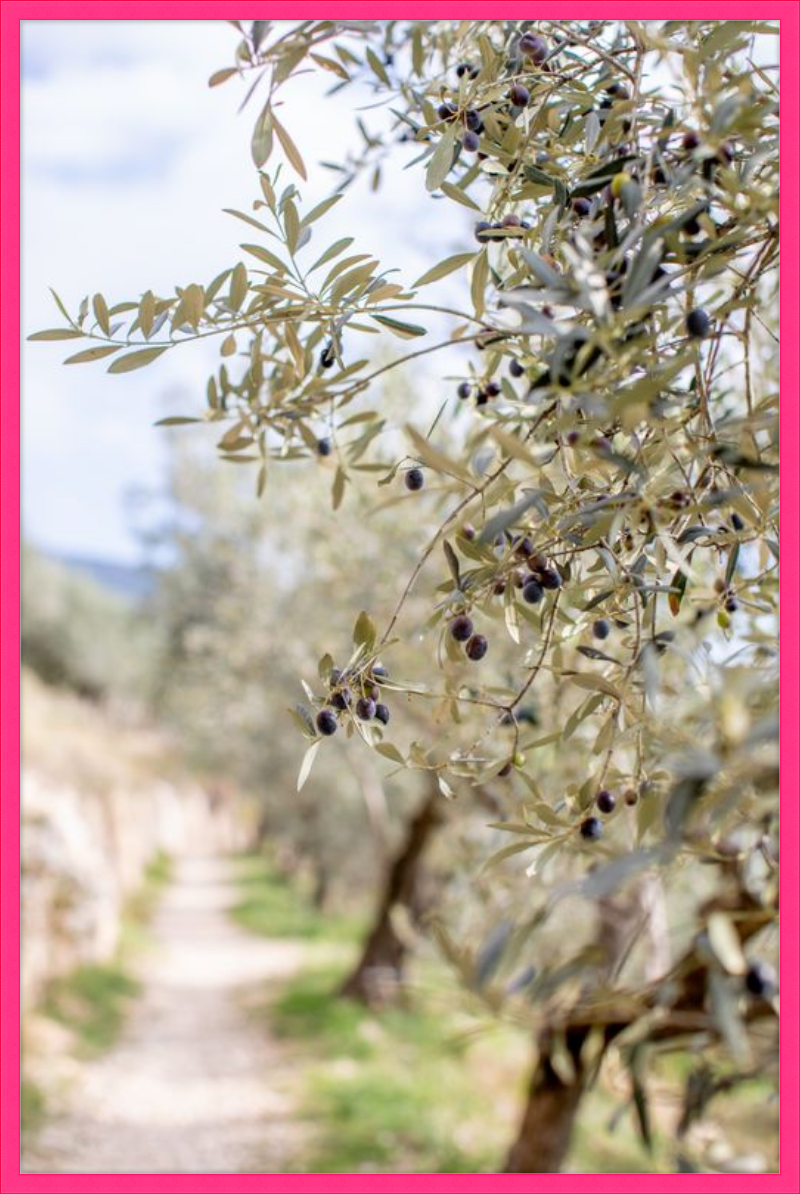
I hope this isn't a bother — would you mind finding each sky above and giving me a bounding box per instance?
[21,21,469,564]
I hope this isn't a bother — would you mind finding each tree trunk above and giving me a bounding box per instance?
[503,1026,589,1173]
[503,864,776,1172]
[340,782,444,1006]
[311,866,329,909]
[503,884,647,1173]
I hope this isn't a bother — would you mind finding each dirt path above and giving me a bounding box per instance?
[23,855,308,1175]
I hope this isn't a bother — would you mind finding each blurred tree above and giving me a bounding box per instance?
[21,544,156,705]
[339,778,444,1004]
[141,438,462,982]
[38,19,779,1174]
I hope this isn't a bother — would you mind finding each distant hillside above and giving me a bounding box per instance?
[50,553,154,603]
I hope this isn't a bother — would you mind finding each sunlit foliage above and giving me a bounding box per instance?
[34,20,779,1172]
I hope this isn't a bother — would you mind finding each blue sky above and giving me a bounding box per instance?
[22,21,465,563]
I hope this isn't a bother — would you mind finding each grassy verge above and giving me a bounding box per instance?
[38,851,173,1057]
[21,1078,46,1139]
[229,853,363,942]
[232,853,523,1173]
[40,962,141,1056]
[272,962,520,1174]
[233,855,777,1175]
[271,964,684,1174]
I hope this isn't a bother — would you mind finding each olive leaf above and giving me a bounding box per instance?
[426,125,457,192]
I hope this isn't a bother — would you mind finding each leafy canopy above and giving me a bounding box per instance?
[34,20,779,1151]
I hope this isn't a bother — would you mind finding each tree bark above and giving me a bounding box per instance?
[502,886,646,1173]
[339,782,444,1006]
[503,1026,590,1174]
[311,866,329,909]
[502,847,777,1172]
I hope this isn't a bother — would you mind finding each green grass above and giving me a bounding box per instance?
[41,963,141,1055]
[233,852,665,1174]
[38,850,172,1056]
[229,854,363,942]
[569,1091,668,1174]
[274,967,678,1175]
[121,851,173,948]
[272,964,511,1174]
[21,1079,46,1139]
[231,853,512,1172]
[233,854,778,1175]
[273,963,469,1061]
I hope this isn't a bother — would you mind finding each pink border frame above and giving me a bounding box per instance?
[1,5,796,1190]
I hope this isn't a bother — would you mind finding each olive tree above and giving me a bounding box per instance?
[33,19,779,1174]
[140,439,446,929]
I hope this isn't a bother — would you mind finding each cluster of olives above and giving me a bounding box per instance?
[443,535,566,663]
[439,34,547,154]
[613,126,733,197]
[639,128,733,195]
[455,61,480,80]
[457,378,501,405]
[449,614,488,662]
[474,213,531,242]
[437,99,485,152]
[513,544,563,605]
[448,48,728,381]
[315,664,391,738]
[681,128,735,177]
[578,784,641,841]
[476,534,564,602]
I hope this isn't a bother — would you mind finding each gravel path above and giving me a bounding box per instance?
[23,855,308,1174]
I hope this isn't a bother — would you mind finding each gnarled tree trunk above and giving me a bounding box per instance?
[503,1026,590,1174]
[503,880,658,1172]
[502,860,776,1172]
[340,782,444,1006]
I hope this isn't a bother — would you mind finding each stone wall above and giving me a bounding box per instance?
[21,766,247,1009]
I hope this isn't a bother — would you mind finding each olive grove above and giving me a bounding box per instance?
[32,19,779,1174]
